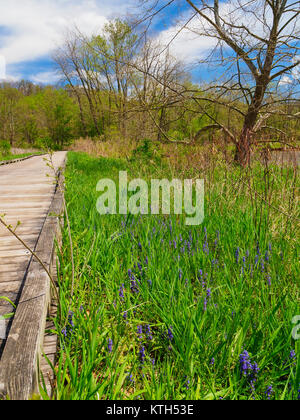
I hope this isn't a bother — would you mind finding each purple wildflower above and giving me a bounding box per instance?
[239,350,260,398]
[203,242,209,255]
[251,362,259,376]
[137,325,143,340]
[61,312,75,338]
[127,373,134,383]
[139,346,145,364]
[108,338,113,353]
[128,269,135,280]
[119,284,125,300]
[68,311,74,328]
[289,350,296,366]
[265,385,273,400]
[239,350,251,375]
[145,324,153,341]
[130,280,139,294]
[256,241,260,255]
[235,247,240,264]
[167,326,174,341]
[183,377,190,390]
[249,379,256,398]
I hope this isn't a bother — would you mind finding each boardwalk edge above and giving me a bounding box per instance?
[0,164,65,400]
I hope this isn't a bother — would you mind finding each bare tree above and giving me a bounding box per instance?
[137,0,300,165]
[129,38,188,141]
[53,33,98,136]
[54,21,139,138]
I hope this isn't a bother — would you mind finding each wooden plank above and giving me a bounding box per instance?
[0,292,19,305]
[0,154,65,400]
[0,262,28,274]
[0,272,26,283]
[0,281,22,293]
[0,264,50,399]
[0,235,39,244]
[40,298,58,398]
[0,154,46,167]
[0,304,15,315]
[0,249,32,258]
[0,243,36,252]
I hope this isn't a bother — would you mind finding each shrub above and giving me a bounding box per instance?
[130,138,162,164]
[0,140,11,158]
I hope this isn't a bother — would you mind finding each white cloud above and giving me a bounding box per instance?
[0,53,21,81]
[158,0,300,69]
[0,55,6,79]
[279,75,293,86]
[0,0,131,66]
[30,70,61,85]
[292,56,300,80]
[158,21,216,63]
[279,57,300,85]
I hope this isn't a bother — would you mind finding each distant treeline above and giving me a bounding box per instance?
[0,19,299,153]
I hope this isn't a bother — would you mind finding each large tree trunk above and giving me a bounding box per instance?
[234,80,266,166]
[234,127,252,166]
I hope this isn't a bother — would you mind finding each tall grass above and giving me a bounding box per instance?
[45,150,299,400]
[0,153,35,161]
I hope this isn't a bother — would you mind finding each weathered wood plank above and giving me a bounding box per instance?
[0,272,27,283]
[0,154,46,167]
[0,262,28,274]
[0,152,66,400]
[40,297,58,398]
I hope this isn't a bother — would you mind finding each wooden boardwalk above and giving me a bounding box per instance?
[0,152,66,399]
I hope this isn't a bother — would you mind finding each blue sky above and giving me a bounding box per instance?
[0,0,298,86]
[0,0,214,84]
[0,0,137,83]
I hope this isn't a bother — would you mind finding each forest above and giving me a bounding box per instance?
[1,15,299,163]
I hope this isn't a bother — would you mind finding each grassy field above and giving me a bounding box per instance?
[47,149,299,400]
[0,153,34,161]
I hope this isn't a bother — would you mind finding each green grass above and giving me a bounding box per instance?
[0,153,38,161]
[47,151,299,400]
